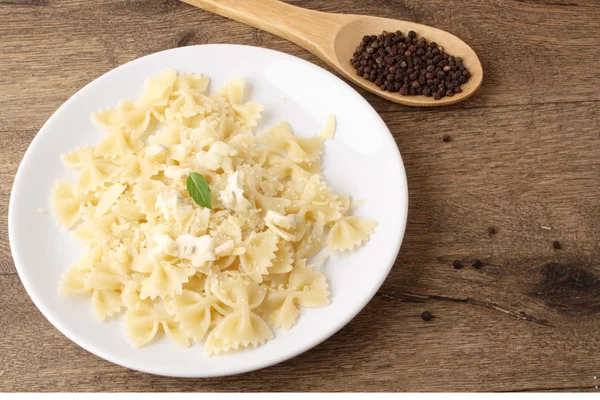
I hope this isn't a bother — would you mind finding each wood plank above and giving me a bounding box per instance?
[2,0,600,392]
[1,272,599,392]
[0,130,35,274]
[0,0,599,131]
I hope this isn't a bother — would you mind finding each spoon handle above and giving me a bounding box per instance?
[181,0,347,57]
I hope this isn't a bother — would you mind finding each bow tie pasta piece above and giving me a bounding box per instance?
[59,266,91,295]
[211,215,242,247]
[232,102,264,129]
[293,212,327,260]
[112,154,161,184]
[258,121,324,163]
[162,313,192,348]
[131,179,167,220]
[172,72,210,97]
[125,302,193,348]
[239,231,279,283]
[113,193,145,221]
[72,206,119,246]
[149,123,187,148]
[51,181,85,229]
[125,307,162,348]
[268,241,294,275]
[260,260,330,330]
[91,289,125,321]
[74,161,118,195]
[288,260,331,308]
[93,108,122,131]
[164,289,218,342]
[166,91,219,123]
[121,277,151,312]
[181,273,207,293]
[205,276,272,354]
[94,129,140,159]
[327,216,379,252]
[140,68,178,107]
[139,260,196,300]
[59,245,105,294]
[61,146,96,168]
[213,77,264,129]
[297,175,344,223]
[84,262,127,292]
[226,132,258,165]
[83,252,133,320]
[204,306,274,355]
[52,69,377,354]
[117,100,155,139]
[210,276,266,309]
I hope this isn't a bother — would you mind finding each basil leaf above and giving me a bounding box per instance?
[186,172,212,209]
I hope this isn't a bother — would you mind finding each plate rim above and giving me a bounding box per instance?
[8,43,409,378]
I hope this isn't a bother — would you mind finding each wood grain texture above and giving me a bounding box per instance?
[181,0,483,106]
[1,0,600,392]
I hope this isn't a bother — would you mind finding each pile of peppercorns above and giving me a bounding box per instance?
[349,30,471,100]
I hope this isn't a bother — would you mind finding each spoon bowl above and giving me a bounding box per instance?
[332,17,482,106]
[183,0,483,106]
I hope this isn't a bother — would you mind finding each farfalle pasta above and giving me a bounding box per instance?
[51,69,377,355]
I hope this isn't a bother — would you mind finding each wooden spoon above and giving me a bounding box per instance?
[182,0,482,107]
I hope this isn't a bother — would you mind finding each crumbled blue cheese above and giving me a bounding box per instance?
[220,171,251,212]
[149,233,215,267]
[265,210,299,241]
[195,141,237,171]
[155,189,193,222]
[265,210,298,229]
[176,234,215,267]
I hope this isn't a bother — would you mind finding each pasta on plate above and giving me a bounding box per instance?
[51,69,378,354]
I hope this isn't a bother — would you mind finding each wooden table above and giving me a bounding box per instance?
[1,0,600,392]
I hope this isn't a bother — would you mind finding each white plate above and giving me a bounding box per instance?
[9,44,408,377]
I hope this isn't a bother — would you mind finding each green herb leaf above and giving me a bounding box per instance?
[186,172,212,209]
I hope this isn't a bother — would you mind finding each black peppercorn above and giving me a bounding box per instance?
[488,226,496,235]
[452,260,463,269]
[442,134,451,142]
[471,259,483,269]
[553,241,561,250]
[421,311,433,321]
[349,30,471,99]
